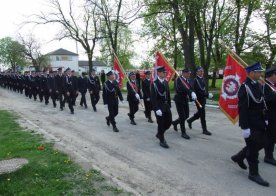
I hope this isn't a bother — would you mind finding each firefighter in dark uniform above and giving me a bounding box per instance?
[40,71,50,105]
[142,70,153,123]
[55,68,65,110]
[78,72,88,109]
[187,66,213,135]
[29,71,37,100]
[172,68,197,139]
[88,69,101,112]
[24,71,29,97]
[103,71,124,132]
[263,67,276,166]
[64,68,77,114]
[151,66,172,148]
[231,62,269,187]
[71,70,78,106]
[127,72,142,125]
[47,70,57,108]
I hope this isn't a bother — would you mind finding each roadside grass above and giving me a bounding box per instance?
[0,110,131,196]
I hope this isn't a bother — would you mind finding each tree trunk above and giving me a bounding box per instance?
[211,70,217,88]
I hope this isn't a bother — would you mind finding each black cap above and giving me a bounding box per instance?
[157,66,166,73]
[65,67,71,72]
[57,67,62,71]
[49,70,54,74]
[245,62,264,73]
[265,67,276,78]
[128,72,135,77]
[182,68,191,73]
[106,70,114,76]
[82,72,87,76]
[144,70,150,75]
[91,68,96,72]
[195,66,203,72]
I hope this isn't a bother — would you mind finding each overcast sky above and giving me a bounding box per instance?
[0,0,153,67]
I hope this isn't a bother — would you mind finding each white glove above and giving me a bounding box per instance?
[208,93,214,99]
[191,92,197,100]
[265,121,268,126]
[135,93,140,100]
[156,109,162,116]
[146,98,150,101]
[104,104,107,108]
[242,128,251,138]
[120,100,125,104]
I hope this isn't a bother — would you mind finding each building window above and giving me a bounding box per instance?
[56,56,60,61]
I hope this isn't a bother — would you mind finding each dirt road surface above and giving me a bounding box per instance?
[0,88,275,196]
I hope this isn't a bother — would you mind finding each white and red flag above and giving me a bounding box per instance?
[113,55,126,89]
[219,54,247,124]
[155,51,175,82]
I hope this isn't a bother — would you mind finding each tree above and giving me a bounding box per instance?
[18,34,50,71]
[0,37,27,72]
[29,0,103,73]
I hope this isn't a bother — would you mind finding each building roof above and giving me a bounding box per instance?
[47,48,78,56]
[78,60,108,67]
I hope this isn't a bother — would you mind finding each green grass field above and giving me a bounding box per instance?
[0,110,130,196]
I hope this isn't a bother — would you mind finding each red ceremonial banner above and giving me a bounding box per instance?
[155,51,175,82]
[219,54,247,124]
[113,55,126,89]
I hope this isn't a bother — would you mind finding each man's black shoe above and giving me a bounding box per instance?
[172,122,178,131]
[148,117,153,123]
[187,120,192,129]
[105,117,110,126]
[71,110,74,114]
[130,120,137,125]
[248,174,269,187]
[113,127,119,132]
[231,155,247,170]
[160,141,169,148]
[181,133,190,139]
[203,130,212,136]
[264,157,276,166]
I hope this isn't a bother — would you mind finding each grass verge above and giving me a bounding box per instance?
[0,110,130,196]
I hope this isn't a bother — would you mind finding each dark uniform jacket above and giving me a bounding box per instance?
[238,77,266,131]
[103,80,123,105]
[264,80,276,122]
[150,78,171,113]
[193,76,209,104]
[88,75,101,93]
[78,76,88,93]
[40,75,49,91]
[174,76,193,102]
[127,80,142,103]
[142,78,151,100]
[47,76,56,91]
[64,76,77,93]
[55,74,64,92]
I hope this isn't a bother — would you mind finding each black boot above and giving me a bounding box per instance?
[105,117,110,126]
[248,164,269,187]
[130,119,137,125]
[231,153,247,170]
[113,126,119,132]
[203,130,212,136]
[148,116,153,123]
[264,156,276,166]
[172,121,178,131]
[160,140,169,148]
[187,118,192,129]
[181,125,190,139]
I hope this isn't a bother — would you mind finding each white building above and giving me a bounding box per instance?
[47,48,79,72]
[78,60,111,74]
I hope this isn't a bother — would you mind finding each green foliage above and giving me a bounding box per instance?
[0,37,27,71]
